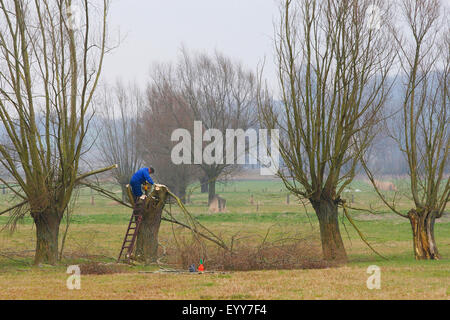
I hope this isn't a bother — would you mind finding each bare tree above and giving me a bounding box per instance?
[96,81,143,202]
[364,0,449,260]
[177,49,258,204]
[258,0,395,261]
[0,0,112,265]
[142,65,199,202]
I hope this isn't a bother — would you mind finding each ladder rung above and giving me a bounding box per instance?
[118,210,143,262]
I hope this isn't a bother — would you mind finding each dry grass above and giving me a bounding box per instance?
[0,264,447,300]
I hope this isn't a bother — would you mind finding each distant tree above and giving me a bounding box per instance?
[0,0,112,265]
[95,81,144,202]
[141,64,199,202]
[199,175,209,194]
[258,0,395,261]
[364,0,449,260]
[177,49,258,204]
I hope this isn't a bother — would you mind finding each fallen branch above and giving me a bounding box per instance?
[80,181,229,251]
[166,190,229,250]
[79,181,132,208]
[162,211,228,250]
[341,202,388,261]
[0,252,31,265]
[138,270,230,274]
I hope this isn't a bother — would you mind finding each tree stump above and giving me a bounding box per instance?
[133,184,169,264]
[209,195,227,213]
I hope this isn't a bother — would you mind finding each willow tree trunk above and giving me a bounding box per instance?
[135,185,169,264]
[200,176,209,193]
[408,209,440,260]
[311,198,347,262]
[208,180,216,205]
[32,209,63,265]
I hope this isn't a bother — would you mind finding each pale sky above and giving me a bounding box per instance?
[102,0,279,88]
[101,0,449,93]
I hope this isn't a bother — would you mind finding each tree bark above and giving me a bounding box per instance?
[121,183,129,203]
[200,176,209,193]
[311,198,347,262]
[32,210,62,265]
[208,179,216,205]
[135,185,169,264]
[408,209,440,260]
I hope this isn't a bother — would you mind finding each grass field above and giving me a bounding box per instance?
[0,179,448,300]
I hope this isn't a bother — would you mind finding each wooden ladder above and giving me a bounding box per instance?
[117,211,142,263]
[117,184,143,263]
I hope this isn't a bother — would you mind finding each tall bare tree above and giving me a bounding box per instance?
[96,81,143,202]
[364,0,449,260]
[258,0,395,261]
[0,0,111,265]
[142,64,199,202]
[177,49,258,204]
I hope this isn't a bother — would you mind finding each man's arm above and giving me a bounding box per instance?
[143,170,154,185]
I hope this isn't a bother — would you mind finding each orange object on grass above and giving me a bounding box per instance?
[198,259,205,272]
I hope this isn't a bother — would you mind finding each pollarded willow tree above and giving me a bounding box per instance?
[143,65,200,203]
[258,0,395,261]
[0,0,112,265]
[177,48,258,205]
[364,0,449,260]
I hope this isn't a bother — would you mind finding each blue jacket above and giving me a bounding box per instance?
[130,168,154,186]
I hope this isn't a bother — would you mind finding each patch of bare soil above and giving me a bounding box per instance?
[78,262,127,275]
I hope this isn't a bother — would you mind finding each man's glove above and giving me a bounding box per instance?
[143,183,151,191]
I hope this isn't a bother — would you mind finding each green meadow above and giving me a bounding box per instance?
[0,179,448,299]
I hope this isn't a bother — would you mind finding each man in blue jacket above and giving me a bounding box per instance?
[130,167,155,202]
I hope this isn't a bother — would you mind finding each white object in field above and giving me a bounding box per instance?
[355,189,362,192]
